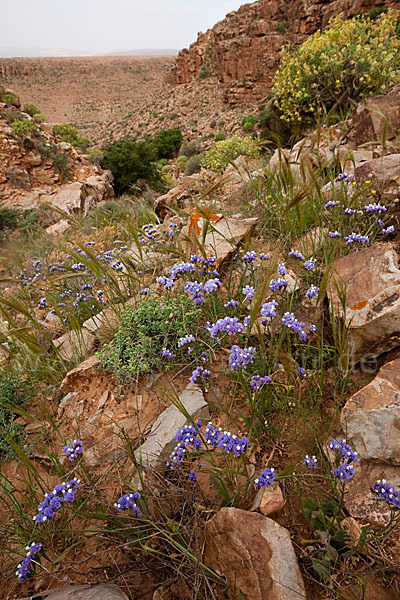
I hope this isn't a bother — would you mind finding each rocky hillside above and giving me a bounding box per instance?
[167,0,400,104]
[0,95,114,215]
[0,56,173,139]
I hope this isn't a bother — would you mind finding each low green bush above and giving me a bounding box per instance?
[242,115,258,132]
[273,12,400,125]
[100,139,160,195]
[23,103,41,117]
[53,123,91,152]
[0,370,32,459]
[0,207,19,230]
[214,132,226,142]
[98,295,202,380]
[177,155,188,169]
[185,153,204,175]
[179,139,201,158]
[11,119,38,139]
[0,88,19,107]
[202,136,260,174]
[150,128,183,159]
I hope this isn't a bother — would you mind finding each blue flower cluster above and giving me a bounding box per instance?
[383,225,395,235]
[242,285,255,300]
[162,348,176,359]
[364,203,387,213]
[178,334,196,348]
[250,375,272,390]
[329,231,341,238]
[156,275,175,290]
[33,478,81,523]
[224,299,239,309]
[206,316,247,340]
[269,278,287,292]
[184,278,221,305]
[254,467,276,489]
[114,492,141,516]
[229,345,256,371]
[289,250,305,260]
[303,258,316,271]
[305,284,319,299]
[260,300,278,322]
[344,232,369,245]
[303,455,318,468]
[169,261,197,279]
[16,542,42,581]
[190,366,211,384]
[62,439,83,461]
[328,439,358,482]
[370,480,400,509]
[277,264,286,276]
[204,422,250,457]
[282,312,307,341]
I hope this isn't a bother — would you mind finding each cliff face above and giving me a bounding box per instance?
[166,0,400,104]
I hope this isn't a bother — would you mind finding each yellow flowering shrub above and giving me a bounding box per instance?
[202,136,260,174]
[274,12,400,124]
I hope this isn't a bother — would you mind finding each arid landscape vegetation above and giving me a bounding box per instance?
[2,1,400,600]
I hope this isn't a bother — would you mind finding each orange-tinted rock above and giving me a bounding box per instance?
[204,507,305,600]
[341,358,400,463]
[329,243,400,362]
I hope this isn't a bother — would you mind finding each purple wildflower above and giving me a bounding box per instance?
[382,225,395,235]
[305,284,319,299]
[254,468,276,489]
[269,278,287,292]
[242,285,255,300]
[114,492,141,516]
[303,258,316,271]
[303,455,318,469]
[250,375,272,390]
[190,366,211,384]
[289,250,305,260]
[228,345,256,371]
[16,542,42,581]
[261,300,278,322]
[370,480,400,509]
[62,439,83,462]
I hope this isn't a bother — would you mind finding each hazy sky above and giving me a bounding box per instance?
[0,0,254,56]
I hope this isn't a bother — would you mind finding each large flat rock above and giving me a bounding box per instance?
[341,358,400,463]
[134,382,209,470]
[17,584,128,600]
[204,507,306,600]
[329,243,400,362]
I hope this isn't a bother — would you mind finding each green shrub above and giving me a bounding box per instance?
[23,103,41,117]
[53,123,91,152]
[199,65,212,80]
[177,155,188,169]
[0,370,32,459]
[259,99,303,148]
[202,136,260,174]
[100,139,160,195]
[98,295,202,380]
[185,153,204,175]
[242,115,258,132]
[0,207,19,230]
[150,128,183,159]
[51,152,72,180]
[33,112,46,123]
[0,88,19,107]
[273,12,400,124]
[11,119,38,139]
[179,139,201,158]
[214,132,226,142]
[88,148,104,165]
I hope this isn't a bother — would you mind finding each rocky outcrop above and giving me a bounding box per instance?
[341,358,400,464]
[204,507,306,600]
[0,102,114,213]
[166,0,400,104]
[17,584,129,600]
[329,243,400,363]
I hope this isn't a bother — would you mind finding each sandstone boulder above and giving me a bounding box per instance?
[329,243,400,362]
[134,382,209,470]
[60,354,101,393]
[251,483,286,516]
[341,358,400,464]
[181,214,257,267]
[344,459,400,527]
[351,93,400,146]
[53,329,96,362]
[17,584,128,600]
[204,507,305,600]
[355,154,400,196]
